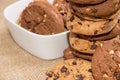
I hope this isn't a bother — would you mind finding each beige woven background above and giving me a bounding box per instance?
[0,0,63,80]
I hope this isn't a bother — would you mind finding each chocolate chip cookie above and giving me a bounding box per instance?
[64,47,93,60]
[78,24,120,41]
[69,0,105,4]
[46,59,94,80]
[70,0,120,18]
[19,1,64,35]
[92,37,120,80]
[72,50,93,61]
[63,47,76,60]
[74,9,120,21]
[53,0,70,24]
[67,12,118,36]
[69,32,101,54]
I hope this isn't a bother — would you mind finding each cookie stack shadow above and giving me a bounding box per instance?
[64,0,120,61]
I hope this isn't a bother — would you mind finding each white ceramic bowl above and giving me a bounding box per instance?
[4,0,69,60]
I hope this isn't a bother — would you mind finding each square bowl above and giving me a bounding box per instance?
[3,0,69,60]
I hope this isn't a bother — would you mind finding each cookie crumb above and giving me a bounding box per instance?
[103,74,108,78]
[86,8,90,12]
[109,50,114,55]
[54,3,59,7]
[100,43,103,47]
[118,64,120,67]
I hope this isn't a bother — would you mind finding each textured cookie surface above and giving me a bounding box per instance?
[53,0,70,24]
[67,12,118,36]
[46,59,94,80]
[92,37,120,80]
[69,32,101,54]
[70,0,120,18]
[73,9,120,21]
[78,24,120,41]
[69,0,105,4]
[19,1,64,35]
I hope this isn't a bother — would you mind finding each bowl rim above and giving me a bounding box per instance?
[3,0,70,38]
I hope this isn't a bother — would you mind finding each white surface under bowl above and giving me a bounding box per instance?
[3,0,69,60]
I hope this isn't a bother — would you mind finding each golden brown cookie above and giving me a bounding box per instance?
[78,24,120,41]
[63,47,93,60]
[67,12,118,36]
[46,59,94,80]
[72,50,93,61]
[63,48,76,60]
[73,9,120,21]
[69,32,101,54]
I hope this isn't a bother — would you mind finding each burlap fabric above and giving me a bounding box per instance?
[0,0,63,80]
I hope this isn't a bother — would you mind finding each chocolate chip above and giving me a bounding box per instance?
[118,19,120,26]
[61,66,67,73]
[109,66,112,71]
[78,22,82,25]
[118,19,120,23]
[88,69,92,73]
[46,71,53,77]
[91,8,97,13]
[72,43,74,46]
[75,74,84,80]
[69,25,73,29]
[58,8,62,12]
[65,0,69,2]
[88,24,90,27]
[54,73,59,80]
[108,19,113,22]
[90,43,97,50]
[72,61,77,65]
[114,72,120,80]
[79,16,85,21]
[94,30,98,35]
[61,12,65,16]
[101,20,110,30]
[26,22,31,28]
[70,15,74,21]
[77,69,80,73]
[71,69,73,71]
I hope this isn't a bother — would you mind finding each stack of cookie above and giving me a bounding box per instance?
[64,0,120,60]
[46,0,120,80]
[46,37,120,80]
